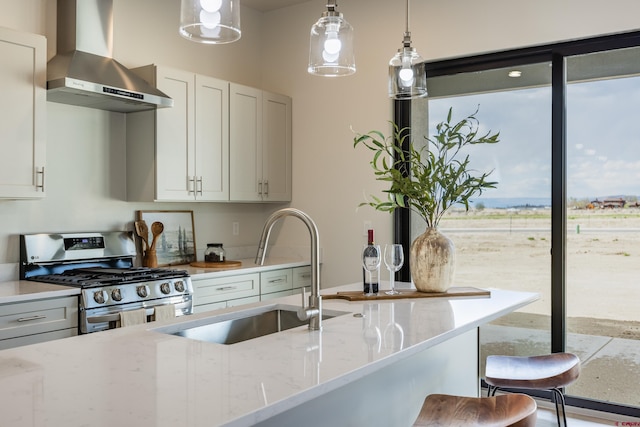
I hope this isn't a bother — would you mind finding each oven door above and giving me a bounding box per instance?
[82,295,192,334]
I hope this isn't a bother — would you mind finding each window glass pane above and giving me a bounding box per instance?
[566,47,640,407]
[414,62,552,376]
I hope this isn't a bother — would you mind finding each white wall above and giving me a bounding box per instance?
[1,0,639,287]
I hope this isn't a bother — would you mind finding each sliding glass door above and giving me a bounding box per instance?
[399,31,640,416]
[564,46,640,407]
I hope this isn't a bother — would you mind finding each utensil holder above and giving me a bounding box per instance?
[144,249,157,268]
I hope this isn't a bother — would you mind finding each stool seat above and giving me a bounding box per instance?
[413,393,537,427]
[485,352,580,427]
[485,353,580,390]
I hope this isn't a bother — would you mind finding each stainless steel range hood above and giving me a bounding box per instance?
[47,0,172,113]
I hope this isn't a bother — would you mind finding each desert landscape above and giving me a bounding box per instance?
[438,207,640,339]
[437,208,640,406]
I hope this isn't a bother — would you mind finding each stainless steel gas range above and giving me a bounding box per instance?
[20,231,193,334]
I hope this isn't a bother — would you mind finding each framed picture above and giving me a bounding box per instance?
[136,210,196,266]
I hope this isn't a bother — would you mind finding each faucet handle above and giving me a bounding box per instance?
[297,287,315,322]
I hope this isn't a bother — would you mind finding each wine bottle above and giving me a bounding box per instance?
[362,229,379,294]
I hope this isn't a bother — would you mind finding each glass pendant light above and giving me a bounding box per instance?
[179,0,241,44]
[308,0,355,77]
[389,0,427,99]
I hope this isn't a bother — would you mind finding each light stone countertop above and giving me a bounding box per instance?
[0,280,80,304]
[0,282,538,427]
[180,257,311,279]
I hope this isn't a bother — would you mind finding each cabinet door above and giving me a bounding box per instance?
[195,75,229,201]
[229,83,263,201]
[155,67,196,201]
[262,92,292,202]
[0,28,46,199]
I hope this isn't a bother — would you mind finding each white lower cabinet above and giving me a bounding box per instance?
[191,265,312,313]
[260,266,312,300]
[0,296,78,350]
[192,273,260,314]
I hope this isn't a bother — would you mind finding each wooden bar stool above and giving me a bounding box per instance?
[412,393,537,426]
[485,353,581,427]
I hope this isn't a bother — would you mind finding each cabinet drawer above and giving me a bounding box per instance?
[260,269,293,295]
[0,296,78,341]
[293,266,312,289]
[0,328,77,351]
[193,273,259,306]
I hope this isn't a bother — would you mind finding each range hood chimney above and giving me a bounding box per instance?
[47,0,172,113]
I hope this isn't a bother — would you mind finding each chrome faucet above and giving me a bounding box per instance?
[255,208,322,331]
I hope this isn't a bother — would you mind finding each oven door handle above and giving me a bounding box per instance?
[86,308,155,324]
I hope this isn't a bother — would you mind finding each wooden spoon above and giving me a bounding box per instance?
[149,221,164,252]
[134,220,149,251]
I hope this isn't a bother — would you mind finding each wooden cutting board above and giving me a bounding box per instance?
[189,260,242,269]
[322,286,490,301]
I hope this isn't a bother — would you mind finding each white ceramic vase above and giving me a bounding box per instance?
[410,227,456,293]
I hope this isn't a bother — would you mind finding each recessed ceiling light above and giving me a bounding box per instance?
[508,70,522,78]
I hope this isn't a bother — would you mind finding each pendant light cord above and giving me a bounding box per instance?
[403,0,412,48]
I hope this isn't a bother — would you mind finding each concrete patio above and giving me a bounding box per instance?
[481,322,640,408]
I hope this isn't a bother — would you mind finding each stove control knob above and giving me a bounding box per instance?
[137,286,149,298]
[160,282,171,295]
[111,289,123,302]
[174,281,185,293]
[93,291,106,304]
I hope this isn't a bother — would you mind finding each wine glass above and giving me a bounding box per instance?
[384,244,404,295]
[362,244,381,296]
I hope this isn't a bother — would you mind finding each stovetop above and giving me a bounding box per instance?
[30,267,190,288]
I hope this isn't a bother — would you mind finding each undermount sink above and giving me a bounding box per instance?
[155,304,349,345]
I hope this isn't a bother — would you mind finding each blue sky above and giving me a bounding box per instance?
[428,75,640,200]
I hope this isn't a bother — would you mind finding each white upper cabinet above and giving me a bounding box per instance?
[262,91,292,202]
[127,69,290,203]
[195,75,229,201]
[126,65,229,201]
[229,83,262,201]
[229,84,292,202]
[0,27,46,199]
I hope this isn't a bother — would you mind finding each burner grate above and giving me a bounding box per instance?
[33,267,189,287]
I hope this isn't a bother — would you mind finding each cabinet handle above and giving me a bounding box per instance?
[17,314,47,322]
[36,167,45,192]
[188,176,195,194]
[264,180,269,196]
[216,286,237,291]
[196,176,203,195]
[258,180,263,195]
[268,278,284,284]
[300,274,311,279]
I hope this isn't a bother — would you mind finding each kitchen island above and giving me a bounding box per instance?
[0,283,537,427]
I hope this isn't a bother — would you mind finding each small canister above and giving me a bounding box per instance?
[204,243,225,263]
